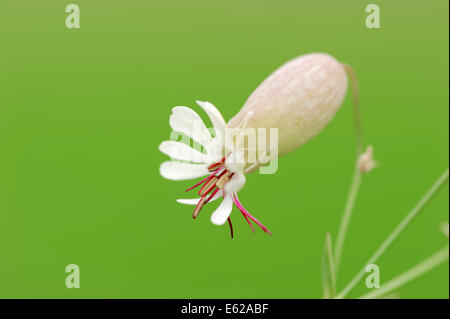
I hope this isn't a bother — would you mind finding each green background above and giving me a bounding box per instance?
[0,0,448,298]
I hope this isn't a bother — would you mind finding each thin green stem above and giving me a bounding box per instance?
[334,167,362,275]
[333,63,363,276]
[335,168,449,299]
[359,245,449,299]
[327,233,337,297]
[322,232,337,298]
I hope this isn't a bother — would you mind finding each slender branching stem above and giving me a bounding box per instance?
[359,245,449,299]
[333,63,363,276]
[335,169,449,299]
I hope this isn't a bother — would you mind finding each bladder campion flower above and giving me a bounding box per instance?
[159,53,348,237]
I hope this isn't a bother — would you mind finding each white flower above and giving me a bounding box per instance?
[159,101,271,237]
[159,53,349,237]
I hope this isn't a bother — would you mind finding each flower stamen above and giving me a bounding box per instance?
[183,156,270,236]
[199,176,218,197]
[205,187,219,204]
[193,196,207,219]
[232,193,272,236]
[216,171,231,189]
[185,171,216,192]
[242,213,255,233]
[207,157,225,172]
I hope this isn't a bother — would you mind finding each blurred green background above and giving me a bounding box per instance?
[0,0,448,298]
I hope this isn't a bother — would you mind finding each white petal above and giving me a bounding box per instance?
[159,141,207,163]
[196,100,226,137]
[160,161,208,180]
[177,192,221,205]
[176,198,201,205]
[204,138,225,163]
[210,194,233,225]
[170,106,213,149]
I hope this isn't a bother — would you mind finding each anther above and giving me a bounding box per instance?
[207,163,221,172]
[193,196,207,219]
[199,176,218,197]
[207,157,226,172]
[205,187,219,203]
[216,171,231,189]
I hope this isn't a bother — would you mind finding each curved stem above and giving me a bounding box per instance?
[333,63,363,276]
[335,169,449,299]
[359,245,449,299]
[342,63,363,155]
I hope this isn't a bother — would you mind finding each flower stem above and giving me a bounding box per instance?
[333,63,363,276]
[334,167,362,275]
[322,232,337,298]
[359,245,449,299]
[335,168,449,299]
[342,63,363,155]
